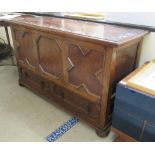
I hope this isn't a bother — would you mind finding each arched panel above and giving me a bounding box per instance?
[14,29,36,68]
[37,36,63,79]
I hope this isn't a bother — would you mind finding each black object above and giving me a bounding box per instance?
[0,37,12,60]
[0,20,15,66]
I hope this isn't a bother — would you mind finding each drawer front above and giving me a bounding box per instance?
[49,81,100,119]
[19,67,50,93]
[19,67,100,120]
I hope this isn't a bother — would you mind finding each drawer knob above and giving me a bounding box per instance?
[40,81,45,89]
[86,104,91,113]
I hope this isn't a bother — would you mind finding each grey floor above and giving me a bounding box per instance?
[0,61,116,142]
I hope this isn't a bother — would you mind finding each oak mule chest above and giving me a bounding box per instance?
[6,15,148,137]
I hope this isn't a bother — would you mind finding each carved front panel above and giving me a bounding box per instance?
[68,44,105,97]
[14,29,36,68]
[37,36,63,79]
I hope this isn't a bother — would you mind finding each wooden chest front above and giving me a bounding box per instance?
[9,15,148,136]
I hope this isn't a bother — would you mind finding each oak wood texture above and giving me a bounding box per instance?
[6,15,148,136]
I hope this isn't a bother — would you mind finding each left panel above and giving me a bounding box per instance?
[11,26,38,70]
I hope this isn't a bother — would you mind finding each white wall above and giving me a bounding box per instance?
[104,12,155,66]
[105,12,155,27]
[139,32,155,66]
[0,27,13,46]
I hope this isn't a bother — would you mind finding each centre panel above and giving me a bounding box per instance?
[37,35,63,79]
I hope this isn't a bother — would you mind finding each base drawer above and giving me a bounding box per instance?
[18,67,101,120]
[49,81,100,119]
